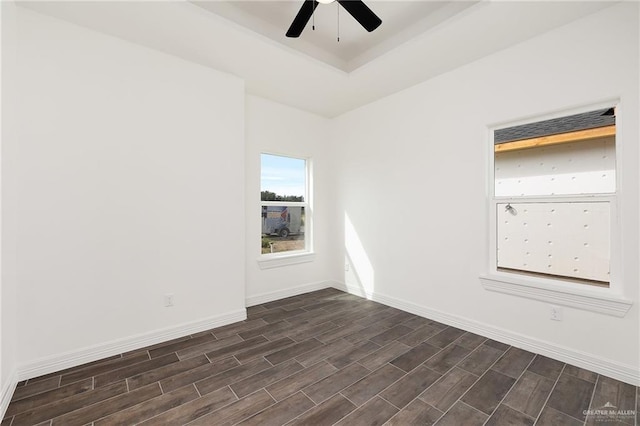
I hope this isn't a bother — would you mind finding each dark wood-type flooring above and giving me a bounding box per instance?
[3,288,638,425]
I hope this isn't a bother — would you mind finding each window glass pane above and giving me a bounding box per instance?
[494,108,616,197]
[261,206,305,254]
[497,202,610,284]
[261,154,306,201]
[495,138,615,197]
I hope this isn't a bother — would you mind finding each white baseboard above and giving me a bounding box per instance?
[17,309,246,381]
[1,369,18,421]
[245,280,335,307]
[333,282,639,386]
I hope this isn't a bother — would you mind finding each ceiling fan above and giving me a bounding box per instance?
[286,0,382,38]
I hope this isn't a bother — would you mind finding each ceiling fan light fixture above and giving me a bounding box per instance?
[317,0,335,4]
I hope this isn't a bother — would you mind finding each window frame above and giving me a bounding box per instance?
[480,101,632,317]
[257,152,315,269]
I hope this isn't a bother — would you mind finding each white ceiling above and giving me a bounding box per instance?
[192,1,479,72]
[18,1,617,117]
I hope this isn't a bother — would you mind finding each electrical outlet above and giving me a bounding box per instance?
[164,293,174,307]
[345,263,350,272]
[550,305,563,321]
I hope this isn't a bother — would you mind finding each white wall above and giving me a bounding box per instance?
[1,0,19,412]
[332,3,639,377]
[10,7,246,372]
[245,95,339,304]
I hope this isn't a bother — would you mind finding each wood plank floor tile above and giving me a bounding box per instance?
[264,338,323,365]
[457,344,503,376]
[390,342,440,373]
[230,359,304,398]
[485,403,534,426]
[385,399,442,426]
[502,370,554,419]
[483,339,510,352]
[294,338,354,368]
[26,355,121,384]
[423,344,471,374]
[586,375,636,425]
[194,357,272,396]
[369,325,413,346]
[435,401,487,426]
[286,321,338,343]
[236,392,315,426]
[358,341,411,371]
[204,336,269,361]
[397,325,440,347]
[461,369,516,415]
[453,332,487,351]
[59,352,150,386]
[425,327,466,348]
[334,396,398,426]
[379,365,441,409]
[536,406,583,426]
[491,347,535,379]
[564,364,599,384]
[160,356,240,393]
[314,322,368,344]
[526,355,564,380]
[186,389,275,426]
[303,363,370,404]
[94,384,199,425]
[237,320,291,340]
[138,386,237,426]
[211,318,270,339]
[127,354,210,390]
[400,316,433,330]
[6,378,92,418]
[325,340,380,369]
[10,377,60,403]
[340,364,405,406]
[94,353,179,387]
[419,367,478,412]
[11,381,127,426]
[50,382,162,426]
[287,394,356,426]
[176,334,243,360]
[148,333,218,359]
[266,361,338,402]
[546,372,595,421]
[234,337,296,363]
[343,324,391,344]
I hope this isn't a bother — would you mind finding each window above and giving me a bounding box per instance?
[260,153,310,257]
[484,104,632,316]
[492,107,616,287]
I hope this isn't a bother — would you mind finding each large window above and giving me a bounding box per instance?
[260,153,310,256]
[492,107,616,287]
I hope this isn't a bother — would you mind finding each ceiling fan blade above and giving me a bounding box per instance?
[286,0,319,38]
[337,0,382,32]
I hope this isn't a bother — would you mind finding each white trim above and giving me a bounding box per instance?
[480,274,632,317]
[17,309,246,381]
[257,252,316,270]
[1,369,18,421]
[246,280,334,307]
[332,282,639,386]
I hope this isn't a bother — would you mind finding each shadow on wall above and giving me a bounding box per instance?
[344,213,375,299]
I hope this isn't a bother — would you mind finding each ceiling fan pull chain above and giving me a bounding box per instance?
[337,1,340,42]
[312,0,315,30]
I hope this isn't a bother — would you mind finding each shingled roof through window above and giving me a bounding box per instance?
[495,108,615,144]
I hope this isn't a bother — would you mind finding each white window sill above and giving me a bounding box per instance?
[258,252,315,270]
[480,272,632,317]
